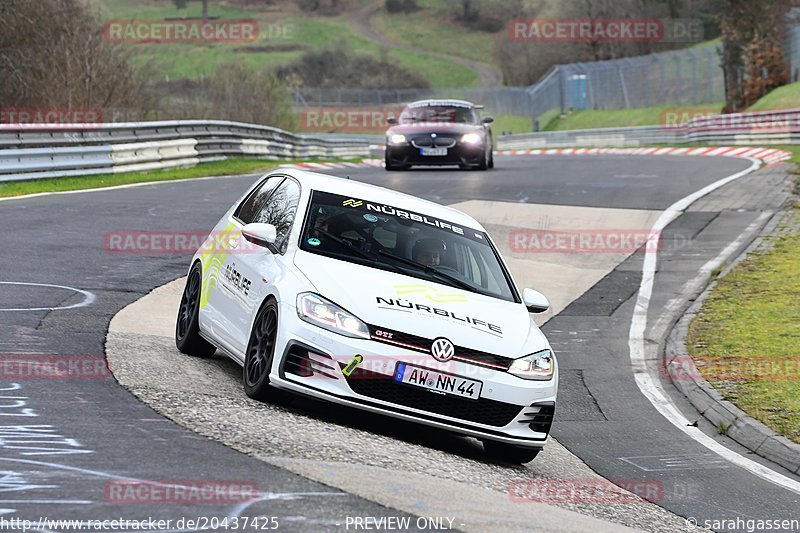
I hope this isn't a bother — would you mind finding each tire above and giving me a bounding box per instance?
[488,149,494,169]
[385,153,408,171]
[243,299,281,402]
[476,145,488,171]
[175,264,216,358]
[483,440,540,464]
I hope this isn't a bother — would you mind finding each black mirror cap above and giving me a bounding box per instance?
[386,117,398,125]
[482,116,494,124]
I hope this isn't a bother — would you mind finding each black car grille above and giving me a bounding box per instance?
[343,366,523,427]
[411,136,457,148]
[367,325,513,370]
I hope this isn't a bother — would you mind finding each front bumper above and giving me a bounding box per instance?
[386,143,487,167]
[269,303,557,448]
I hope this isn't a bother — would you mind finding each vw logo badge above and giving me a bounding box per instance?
[431,133,437,138]
[430,337,455,362]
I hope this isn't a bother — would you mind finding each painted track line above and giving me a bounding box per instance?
[497,146,793,166]
[628,157,800,495]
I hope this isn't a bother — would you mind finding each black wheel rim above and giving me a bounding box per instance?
[246,306,277,387]
[177,270,200,340]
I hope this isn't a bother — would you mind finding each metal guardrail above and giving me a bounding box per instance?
[0,120,383,182]
[498,108,800,150]
[2,109,798,182]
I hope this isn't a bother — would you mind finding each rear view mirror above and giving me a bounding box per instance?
[482,116,494,124]
[522,288,550,313]
[386,117,398,125]
[242,223,277,251]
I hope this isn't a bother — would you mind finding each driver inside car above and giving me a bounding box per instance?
[412,238,446,267]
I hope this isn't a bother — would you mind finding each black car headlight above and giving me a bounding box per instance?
[296,293,370,339]
[388,134,407,145]
[508,349,555,380]
[461,132,482,144]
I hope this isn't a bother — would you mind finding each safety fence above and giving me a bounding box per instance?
[0,120,382,182]
[293,25,800,128]
[497,108,800,150]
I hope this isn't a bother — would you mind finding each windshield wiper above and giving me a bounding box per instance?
[376,250,476,293]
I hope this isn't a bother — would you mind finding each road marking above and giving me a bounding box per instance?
[620,454,730,472]
[0,173,254,204]
[0,282,95,312]
[628,157,800,495]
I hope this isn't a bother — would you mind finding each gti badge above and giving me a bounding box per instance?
[430,337,455,362]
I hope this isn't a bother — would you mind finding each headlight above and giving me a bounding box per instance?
[388,134,407,145]
[508,349,554,380]
[296,293,370,339]
[461,132,482,144]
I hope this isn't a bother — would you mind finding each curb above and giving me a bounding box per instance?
[278,158,383,171]
[665,208,800,475]
[496,146,793,166]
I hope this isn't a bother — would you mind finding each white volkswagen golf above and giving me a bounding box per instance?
[175,168,557,463]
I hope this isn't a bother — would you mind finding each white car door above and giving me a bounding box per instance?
[219,176,302,355]
[204,175,281,354]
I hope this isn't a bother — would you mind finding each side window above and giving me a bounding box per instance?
[252,178,301,253]
[234,176,282,224]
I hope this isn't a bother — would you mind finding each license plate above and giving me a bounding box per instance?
[420,147,447,156]
[394,362,482,400]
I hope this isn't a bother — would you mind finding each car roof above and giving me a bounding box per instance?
[405,99,477,109]
[277,168,485,231]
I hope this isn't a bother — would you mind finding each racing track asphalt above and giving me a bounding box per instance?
[0,154,797,531]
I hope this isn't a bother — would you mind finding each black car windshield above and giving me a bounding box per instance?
[299,191,517,302]
[399,105,478,125]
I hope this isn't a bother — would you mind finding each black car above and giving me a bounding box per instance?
[384,99,494,171]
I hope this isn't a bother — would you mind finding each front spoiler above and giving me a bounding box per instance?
[270,374,548,449]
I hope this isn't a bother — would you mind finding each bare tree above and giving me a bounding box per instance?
[0,0,146,114]
[720,0,792,111]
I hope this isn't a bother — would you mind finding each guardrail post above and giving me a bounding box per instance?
[619,63,631,109]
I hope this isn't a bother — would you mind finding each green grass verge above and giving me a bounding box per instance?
[748,81,800,112]
[543,103,724,131]
[686,196,800,444]
[93,0,477,87]
[0,157,361,199]
[491,115,534,135]
[371,1,500,65]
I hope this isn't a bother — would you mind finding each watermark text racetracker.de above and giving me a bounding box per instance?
[509,478,664,503]
[0,108,102,127]
[508,18,703,43]
[665,355,800,382]
[0,354,109,379]
[661,109,800,132]
[103,19,271,43]
[104,230,267,255]
[508,229,672,254]
[104,480,258,505]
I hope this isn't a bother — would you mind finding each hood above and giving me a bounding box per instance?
[386,122,483,137]
[294,251,547,357]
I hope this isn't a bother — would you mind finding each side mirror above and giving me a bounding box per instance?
[482,116,494,124]
[242,223,277,251]
[522,288,550,313]
[386,117,398,125]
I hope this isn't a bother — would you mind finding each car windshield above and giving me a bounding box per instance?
[399,105,478,125]
[299,191,517,302]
